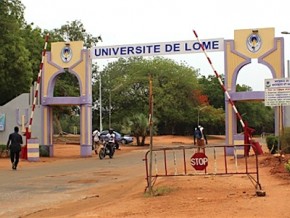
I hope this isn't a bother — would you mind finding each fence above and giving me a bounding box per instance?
[143,144,265,196]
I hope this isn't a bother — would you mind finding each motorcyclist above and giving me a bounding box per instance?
[105,128,116,155]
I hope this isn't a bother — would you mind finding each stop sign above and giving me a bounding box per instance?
[190,152,208,170]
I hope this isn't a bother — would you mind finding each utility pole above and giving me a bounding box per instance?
[99,72,103,131]
[148,74,154,194]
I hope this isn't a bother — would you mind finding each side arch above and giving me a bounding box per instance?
[224,28,284,145]
[41,41,92,157]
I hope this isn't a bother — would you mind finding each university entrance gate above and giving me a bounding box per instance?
[38,27,285,157]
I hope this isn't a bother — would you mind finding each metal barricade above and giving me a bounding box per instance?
[143,144,265,196]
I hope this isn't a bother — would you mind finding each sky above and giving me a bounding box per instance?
[21,0,290,91]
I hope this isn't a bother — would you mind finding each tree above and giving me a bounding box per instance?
[151,58,200,134]
[20,25,45,82]
[122,113,150,146]
[52,71,80,135]
[50,20,102,47]
[94,57,202,135]
[198,74,225,109]
[235,84,274,134]
[0,0,33,105]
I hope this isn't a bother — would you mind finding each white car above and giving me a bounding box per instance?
[100,130,134,144]
[120,135,134,144]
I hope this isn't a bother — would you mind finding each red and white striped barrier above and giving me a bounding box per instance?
[22,34,49,160]
[28,33,49,132]
[192,30,245,129]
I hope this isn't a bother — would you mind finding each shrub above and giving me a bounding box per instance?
[285,160,290,173]
[0,144,9,158]
[144,186,175,197]
[280,127,290,154]
[39,145,49,157]
[0,144,7,152]
[266,135,278,154]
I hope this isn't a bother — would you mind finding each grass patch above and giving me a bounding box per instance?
[144,186,175,197]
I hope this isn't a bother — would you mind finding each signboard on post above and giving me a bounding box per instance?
[190,152,208,171]
[90,38,224,59]
[264,78,290,106]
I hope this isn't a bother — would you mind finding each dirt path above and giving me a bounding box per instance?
[1,135,290,218]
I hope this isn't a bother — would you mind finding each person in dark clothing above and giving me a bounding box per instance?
[7,126,23,170]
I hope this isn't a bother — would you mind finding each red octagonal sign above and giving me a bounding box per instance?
[190,152,208,170]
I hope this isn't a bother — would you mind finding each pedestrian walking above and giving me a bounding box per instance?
[7,126,23,170]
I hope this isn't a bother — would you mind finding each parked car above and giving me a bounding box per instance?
[99,130,134,144]
[120,135,134,144]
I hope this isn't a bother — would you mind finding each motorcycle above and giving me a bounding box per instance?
[99,139,116,159]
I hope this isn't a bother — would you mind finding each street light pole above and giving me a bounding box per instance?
[279,31,290,146]
[197,106,207,126]
[281,31,290,77]
[109,89,111,128]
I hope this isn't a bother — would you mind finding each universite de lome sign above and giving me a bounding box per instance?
[90,38,224,59]
[90,37,290,103]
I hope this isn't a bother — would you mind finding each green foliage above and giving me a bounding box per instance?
[0,0,33,105]
[197,106,225,135]
[0,144,7,152]
[94,56,201,135]
[285,160,290,173]
[53,71,80,97]
[39,145,49,157]
[266,135,279,154]
[20,25,44,82]
[122,113,151,146]
[196,75,275,135]
[198,75,225,109]
[234,85,274,134]
[49,20,102,48]
[236,101,274,134]
[280,127,290,154]
[0,144,9,158]
[53,112,80,134]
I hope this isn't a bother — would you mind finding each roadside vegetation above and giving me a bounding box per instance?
[1,0,275,146]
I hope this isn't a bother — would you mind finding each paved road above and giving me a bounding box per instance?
[0,142,246,218]
[0,149,147,218]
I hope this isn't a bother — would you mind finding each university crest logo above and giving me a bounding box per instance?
[247,33,262,53]
[61,46,72,62]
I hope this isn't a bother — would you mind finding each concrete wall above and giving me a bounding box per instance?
[0,93,42,145]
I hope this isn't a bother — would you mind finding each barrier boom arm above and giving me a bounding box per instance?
[192,30,245,129]
[28,33,49,133]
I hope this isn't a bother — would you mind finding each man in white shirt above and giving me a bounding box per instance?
[92,129,100,154]
[198,125,208,144]
[105,128,116,155]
